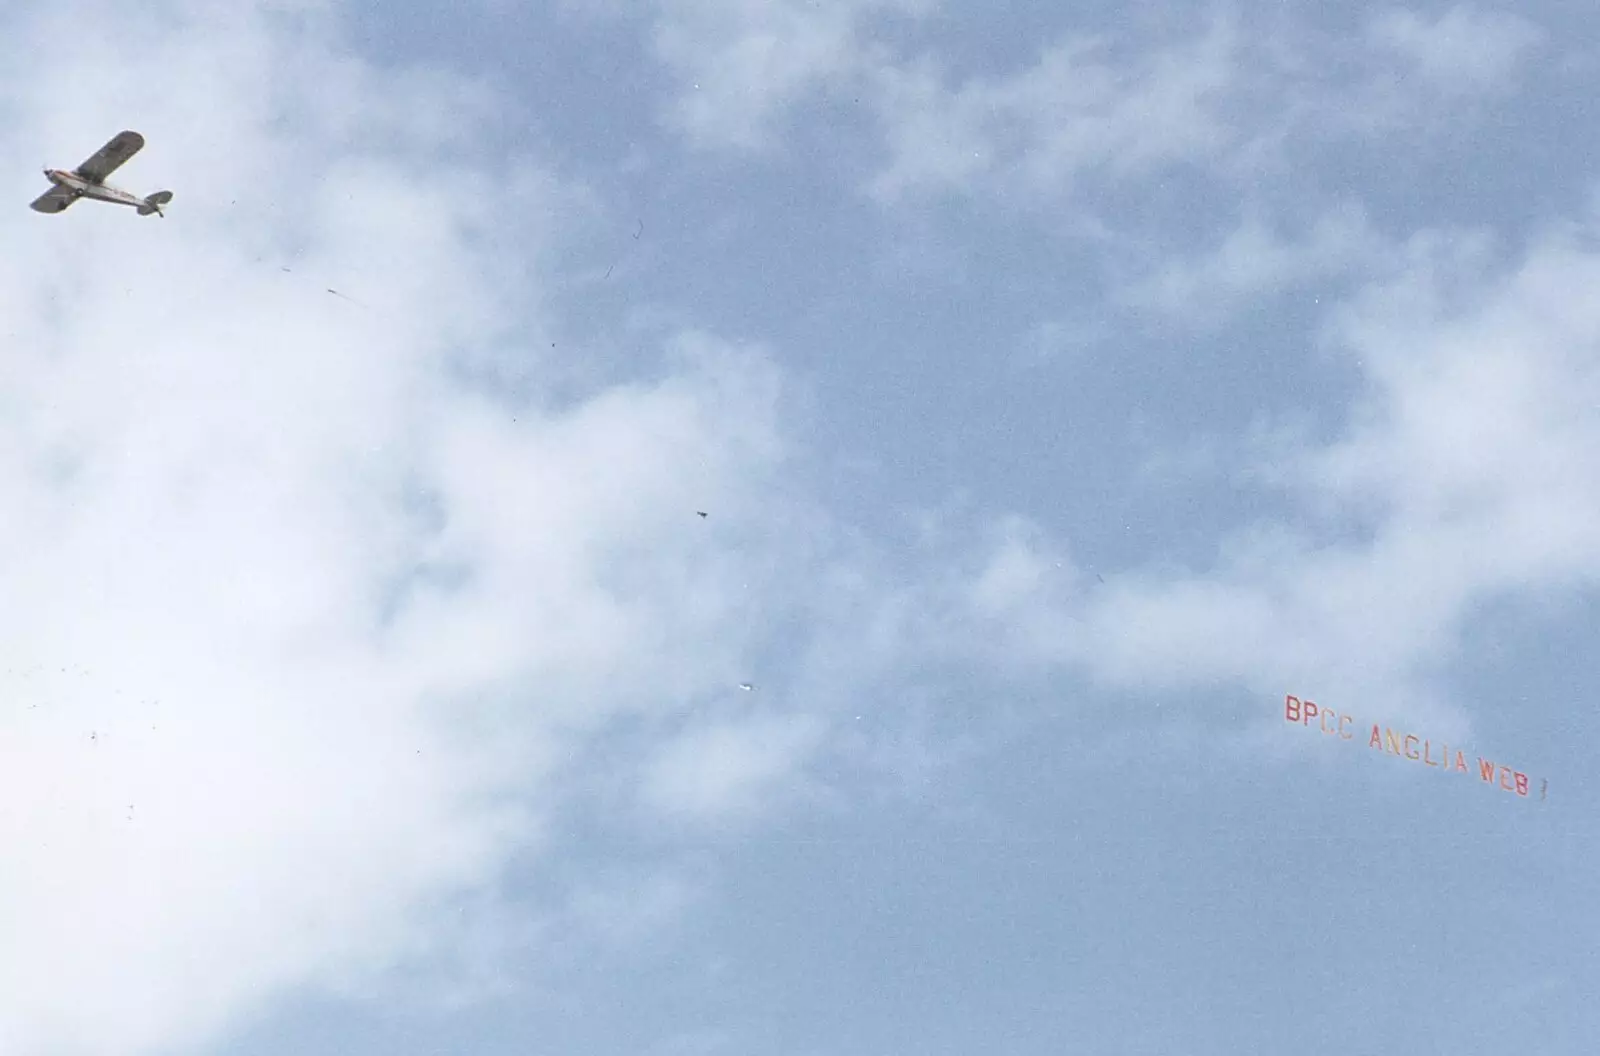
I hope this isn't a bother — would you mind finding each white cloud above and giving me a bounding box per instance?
[651,0,929,151]
[640,712,827,822]
[1308,223,1600,585]
[642,5,1547,213]
[1118,204,1388,322]
[0,2,951,1052]
[558,868,699,948]
[867,20,1240,201]
[1367,5,1543,95]
[952,216,1600,735]
[857,10,1550,211]
[1007,315,1117,375]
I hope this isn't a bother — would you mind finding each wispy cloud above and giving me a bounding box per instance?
[1366,5,1544,96]
[650,0,929,151]
[948,215,1600,733]
[1117,204,1389,323]
[867,18,1240,202]
[640,711,828,822]
[642,4,1550,219]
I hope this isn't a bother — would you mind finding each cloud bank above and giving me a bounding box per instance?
[0,2,931,1052]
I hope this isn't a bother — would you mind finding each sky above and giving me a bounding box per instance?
[1,1,1596,1053]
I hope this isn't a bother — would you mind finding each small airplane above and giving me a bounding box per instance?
[31,130,172,217]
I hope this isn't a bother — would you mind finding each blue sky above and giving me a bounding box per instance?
[1,1,1596,1053]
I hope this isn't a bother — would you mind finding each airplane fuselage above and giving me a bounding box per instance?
[32,131,169,217]
[44,168,145,209]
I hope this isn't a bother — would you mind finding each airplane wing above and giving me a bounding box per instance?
[73,130,144,183]
[29,186,75,214]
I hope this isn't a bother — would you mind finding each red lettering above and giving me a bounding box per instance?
[1369,725,1381,749]
[1455,751,1468,773]
[1479,758,1495,782]
[1285,695,1301,723]
[1515,772,1529,797]
[1404,734,1420,760]
[1303,700,1319,726]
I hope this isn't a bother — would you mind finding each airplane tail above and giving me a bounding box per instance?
[138,190,173,217]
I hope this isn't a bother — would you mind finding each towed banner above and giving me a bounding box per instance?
[1285,695,1545,801]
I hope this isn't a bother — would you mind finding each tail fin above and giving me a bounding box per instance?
[138,190,173,217]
